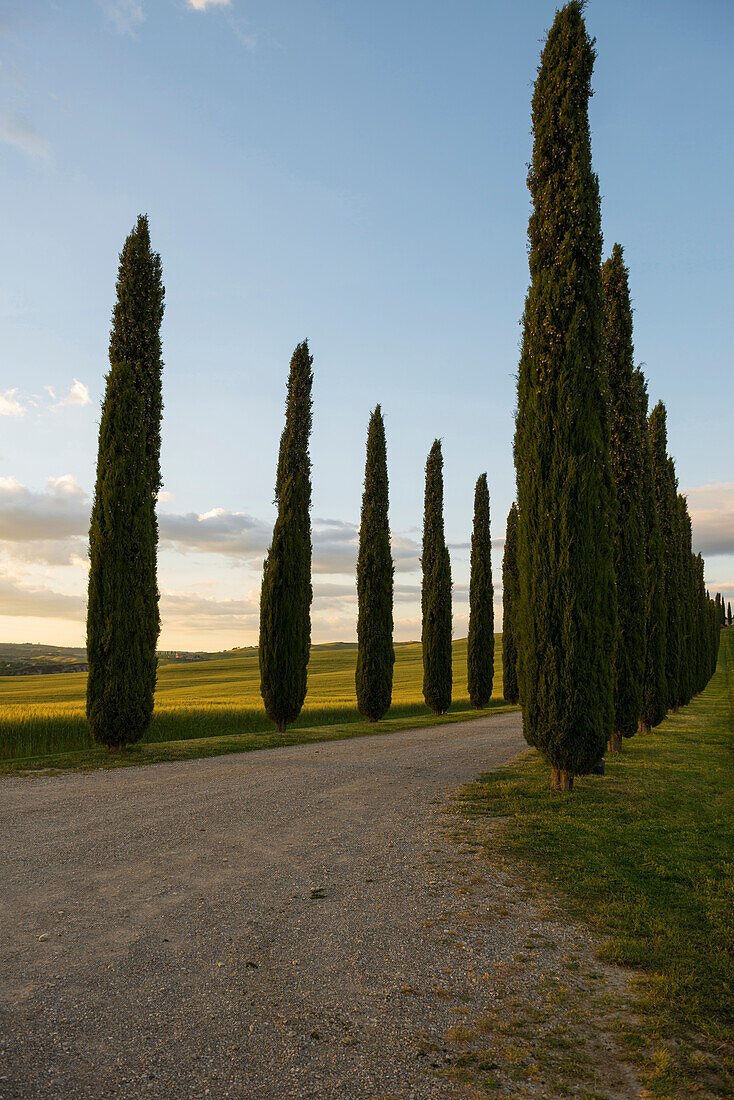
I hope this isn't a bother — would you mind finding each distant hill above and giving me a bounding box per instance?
[0,639,420,675]
[0,643,88,676]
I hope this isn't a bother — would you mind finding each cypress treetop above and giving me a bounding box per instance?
[514,1,617,788]
[501,503,520,705]
[259,340,314,733]
[355,405,395,722]
[421,440,452,716]
[108,214,165,492]
[467,473,494,709]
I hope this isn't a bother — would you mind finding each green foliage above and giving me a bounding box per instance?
[513,1,616,778]
[603,245,646,741]
[632,370,667,731]
[649,404,682,711]
[467,474,494,708]
[355,406,395,721]
[502,503,520,704]
[86,215,164,750]
[461,631,734,1098]
[259,341,313,732]
[676,495,695,706]
[108,214,165,493]
[421,440,452,715]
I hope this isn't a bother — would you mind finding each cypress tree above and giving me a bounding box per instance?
[467,473,494,708]
[632,369,667,732]
[513,1,617,790]
[649,403,682,712]
[693,554,709,695]
[676,495,695,706]
[355,405,395,722]
[502,503,520,705]
[421,440,452,715]
[728,601,732,627]
[259,341,313,733]
[602,245,645,751]
[86,215,164,750]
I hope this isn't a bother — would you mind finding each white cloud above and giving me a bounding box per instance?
[54,379,91,408]
[0,381,90,418]
[47,475,86,497]
[157,490,175,504]
[100,0,145,33]
[0,389,25,417]
[686,482,734,557]
[0,111,51,161]
[187,0,231,10]
[159,509,271,561]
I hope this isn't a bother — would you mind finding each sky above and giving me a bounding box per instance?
[0,0,732,650]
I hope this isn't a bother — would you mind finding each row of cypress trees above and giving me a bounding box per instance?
[502,1,721,789]
[259,362,497,731]
[86,240,499,750]
[84,5,722,754]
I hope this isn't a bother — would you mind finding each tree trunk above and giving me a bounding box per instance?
[639,720,651,735]
[550,768,573,791]
[671,704,679,714]
[275,718,287,734]
[608,731,623,753]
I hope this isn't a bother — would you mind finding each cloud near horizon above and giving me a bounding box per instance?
[685,482,734,557]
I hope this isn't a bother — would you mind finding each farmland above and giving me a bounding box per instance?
[0,636,513,766]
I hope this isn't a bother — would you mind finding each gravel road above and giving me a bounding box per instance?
[1,714,530,1098]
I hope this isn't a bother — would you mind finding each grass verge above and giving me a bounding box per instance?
[456,629,734,1099]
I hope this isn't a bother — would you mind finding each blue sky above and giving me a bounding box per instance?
[1,0,732,648]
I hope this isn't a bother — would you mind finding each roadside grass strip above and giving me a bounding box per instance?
[456,628,734,1099]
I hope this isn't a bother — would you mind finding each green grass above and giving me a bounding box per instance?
[0,636,515,768]
[457,628,734,1098]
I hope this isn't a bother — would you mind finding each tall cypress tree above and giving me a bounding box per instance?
[501,503,520,705]
[728,602,732,627]
[693,555,709,694]
[259,341,313,733]
[422,440,452,715]
[355,405,394,722]
[632,369,667,733]
[467,473,494,709]
[513,1,617,790]
[649,403,681,713]
[676,495,695,706]
[87,215,164,750]
[603,245,645,751]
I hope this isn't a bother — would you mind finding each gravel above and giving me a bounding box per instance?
[0,712,563,1098]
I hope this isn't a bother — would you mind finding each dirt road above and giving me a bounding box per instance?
[0,714,534,1098]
